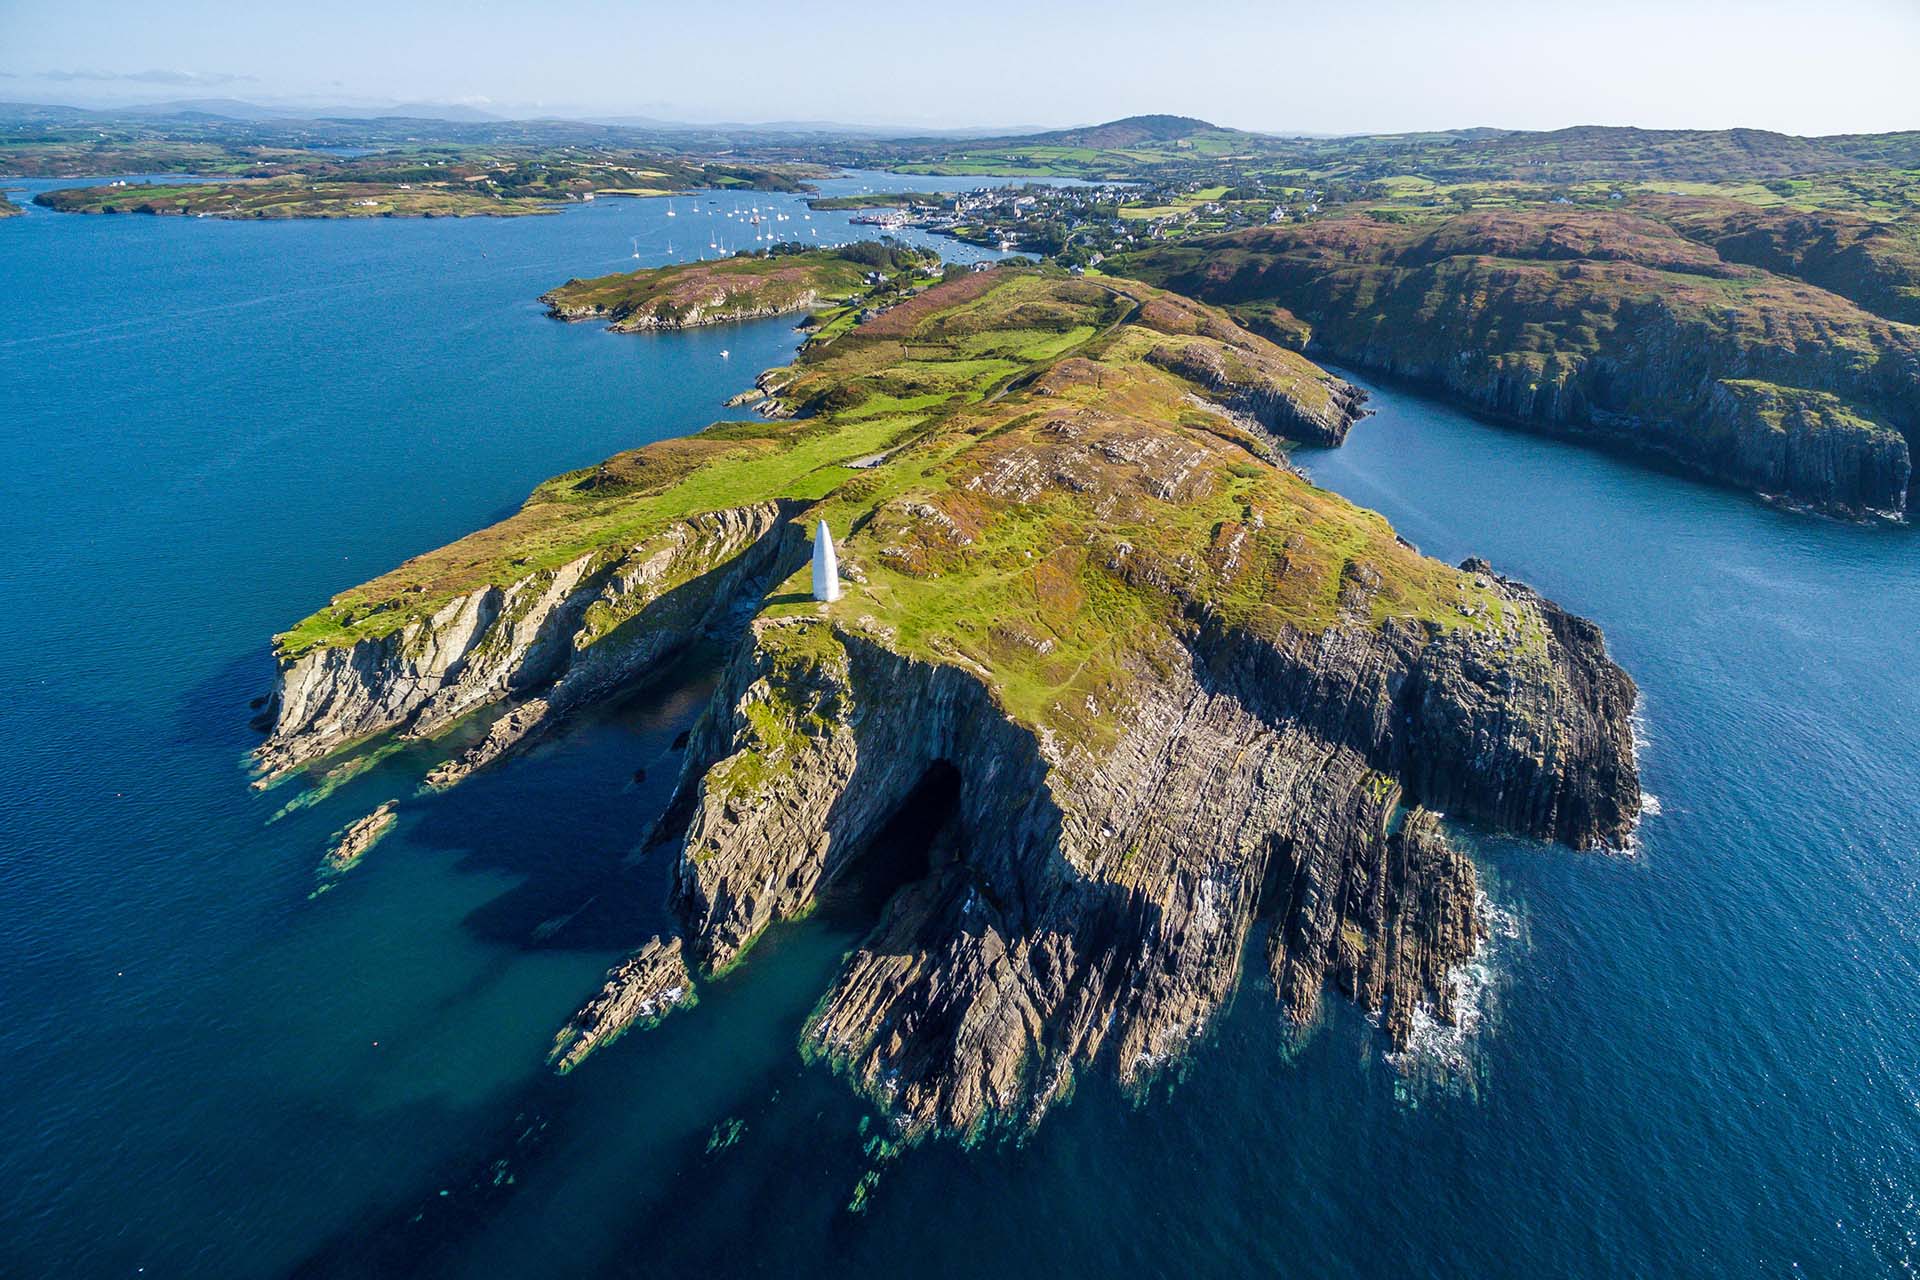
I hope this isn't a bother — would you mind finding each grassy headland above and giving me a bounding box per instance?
[278,261,1497,751]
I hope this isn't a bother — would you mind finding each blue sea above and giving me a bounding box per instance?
[1,172,1915,1278]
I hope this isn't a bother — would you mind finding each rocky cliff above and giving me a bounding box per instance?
[639,544,1633,1137]
[1124,208,1920,520]
[255,502,803,783]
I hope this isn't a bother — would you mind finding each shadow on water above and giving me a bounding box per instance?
[287,735,976,1278]
[402,643,731,953]
[171,647,279,754]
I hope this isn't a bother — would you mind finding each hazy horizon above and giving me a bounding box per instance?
[3,0,1916,138]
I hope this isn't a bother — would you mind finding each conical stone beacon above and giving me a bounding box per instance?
[811,520,840,603]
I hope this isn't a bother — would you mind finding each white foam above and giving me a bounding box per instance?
[1385,889,1521,1095]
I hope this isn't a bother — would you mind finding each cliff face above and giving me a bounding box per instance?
[255,502,802,782]
[1125,209,1920,520]
[650,548,1633,1136]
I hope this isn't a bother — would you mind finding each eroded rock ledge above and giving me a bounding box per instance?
[549,936,695,1074]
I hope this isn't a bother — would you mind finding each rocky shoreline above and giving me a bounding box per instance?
[541,289,827,331]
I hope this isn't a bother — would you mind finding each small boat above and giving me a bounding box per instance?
[720,350,730,359]
[666,199,677,218]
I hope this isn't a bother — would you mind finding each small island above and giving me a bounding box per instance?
[805,192,946,211]
[256,256,1640,1141]
[541,242,939,331]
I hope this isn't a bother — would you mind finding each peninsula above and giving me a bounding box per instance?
[255,254,1640,1139]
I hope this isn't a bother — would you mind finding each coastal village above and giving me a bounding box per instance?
[826,177,1367,266]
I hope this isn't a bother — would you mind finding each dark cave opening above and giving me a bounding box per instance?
[815,760,963,925]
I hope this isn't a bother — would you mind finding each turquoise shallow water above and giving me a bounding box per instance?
[1,178,1916,1278]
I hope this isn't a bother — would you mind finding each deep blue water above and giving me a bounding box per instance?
[1,178,1916,1278]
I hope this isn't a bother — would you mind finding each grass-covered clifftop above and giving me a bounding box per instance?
[540,242,936,332]
[275,263,1403,675]
[1122,206,1920,519]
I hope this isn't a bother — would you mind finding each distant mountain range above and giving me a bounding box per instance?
[0,97,1055,137]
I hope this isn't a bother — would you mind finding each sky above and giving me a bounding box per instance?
[2,0,1916,136]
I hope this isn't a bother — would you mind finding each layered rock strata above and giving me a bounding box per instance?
[255,503,803,783]
[548,936,695,1074]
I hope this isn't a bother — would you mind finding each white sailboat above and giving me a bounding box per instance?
[665,198,676,218]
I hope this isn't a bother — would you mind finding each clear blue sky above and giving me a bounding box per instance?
[3,0,1915,135]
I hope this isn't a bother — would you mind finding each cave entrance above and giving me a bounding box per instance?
[816,760,963,925]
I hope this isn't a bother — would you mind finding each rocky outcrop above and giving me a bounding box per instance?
[548,936,695,1073]
[321,800,398,877]
[422,697,552,792]
[1149,340,1368,447]
[607,554,1636,1137]
[255,502,805,783]
[544,289,827,332]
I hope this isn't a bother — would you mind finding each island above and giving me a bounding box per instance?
[27,151,821,220]
[254,255,1640,1140]
[0,191,20,218]
[34,178,564,219]
[541,242,938,331]
[805,192,947,211]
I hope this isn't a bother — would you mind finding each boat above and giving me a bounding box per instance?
[666,199,676,218]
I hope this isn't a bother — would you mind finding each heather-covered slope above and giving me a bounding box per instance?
[1124,207,1920,520]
